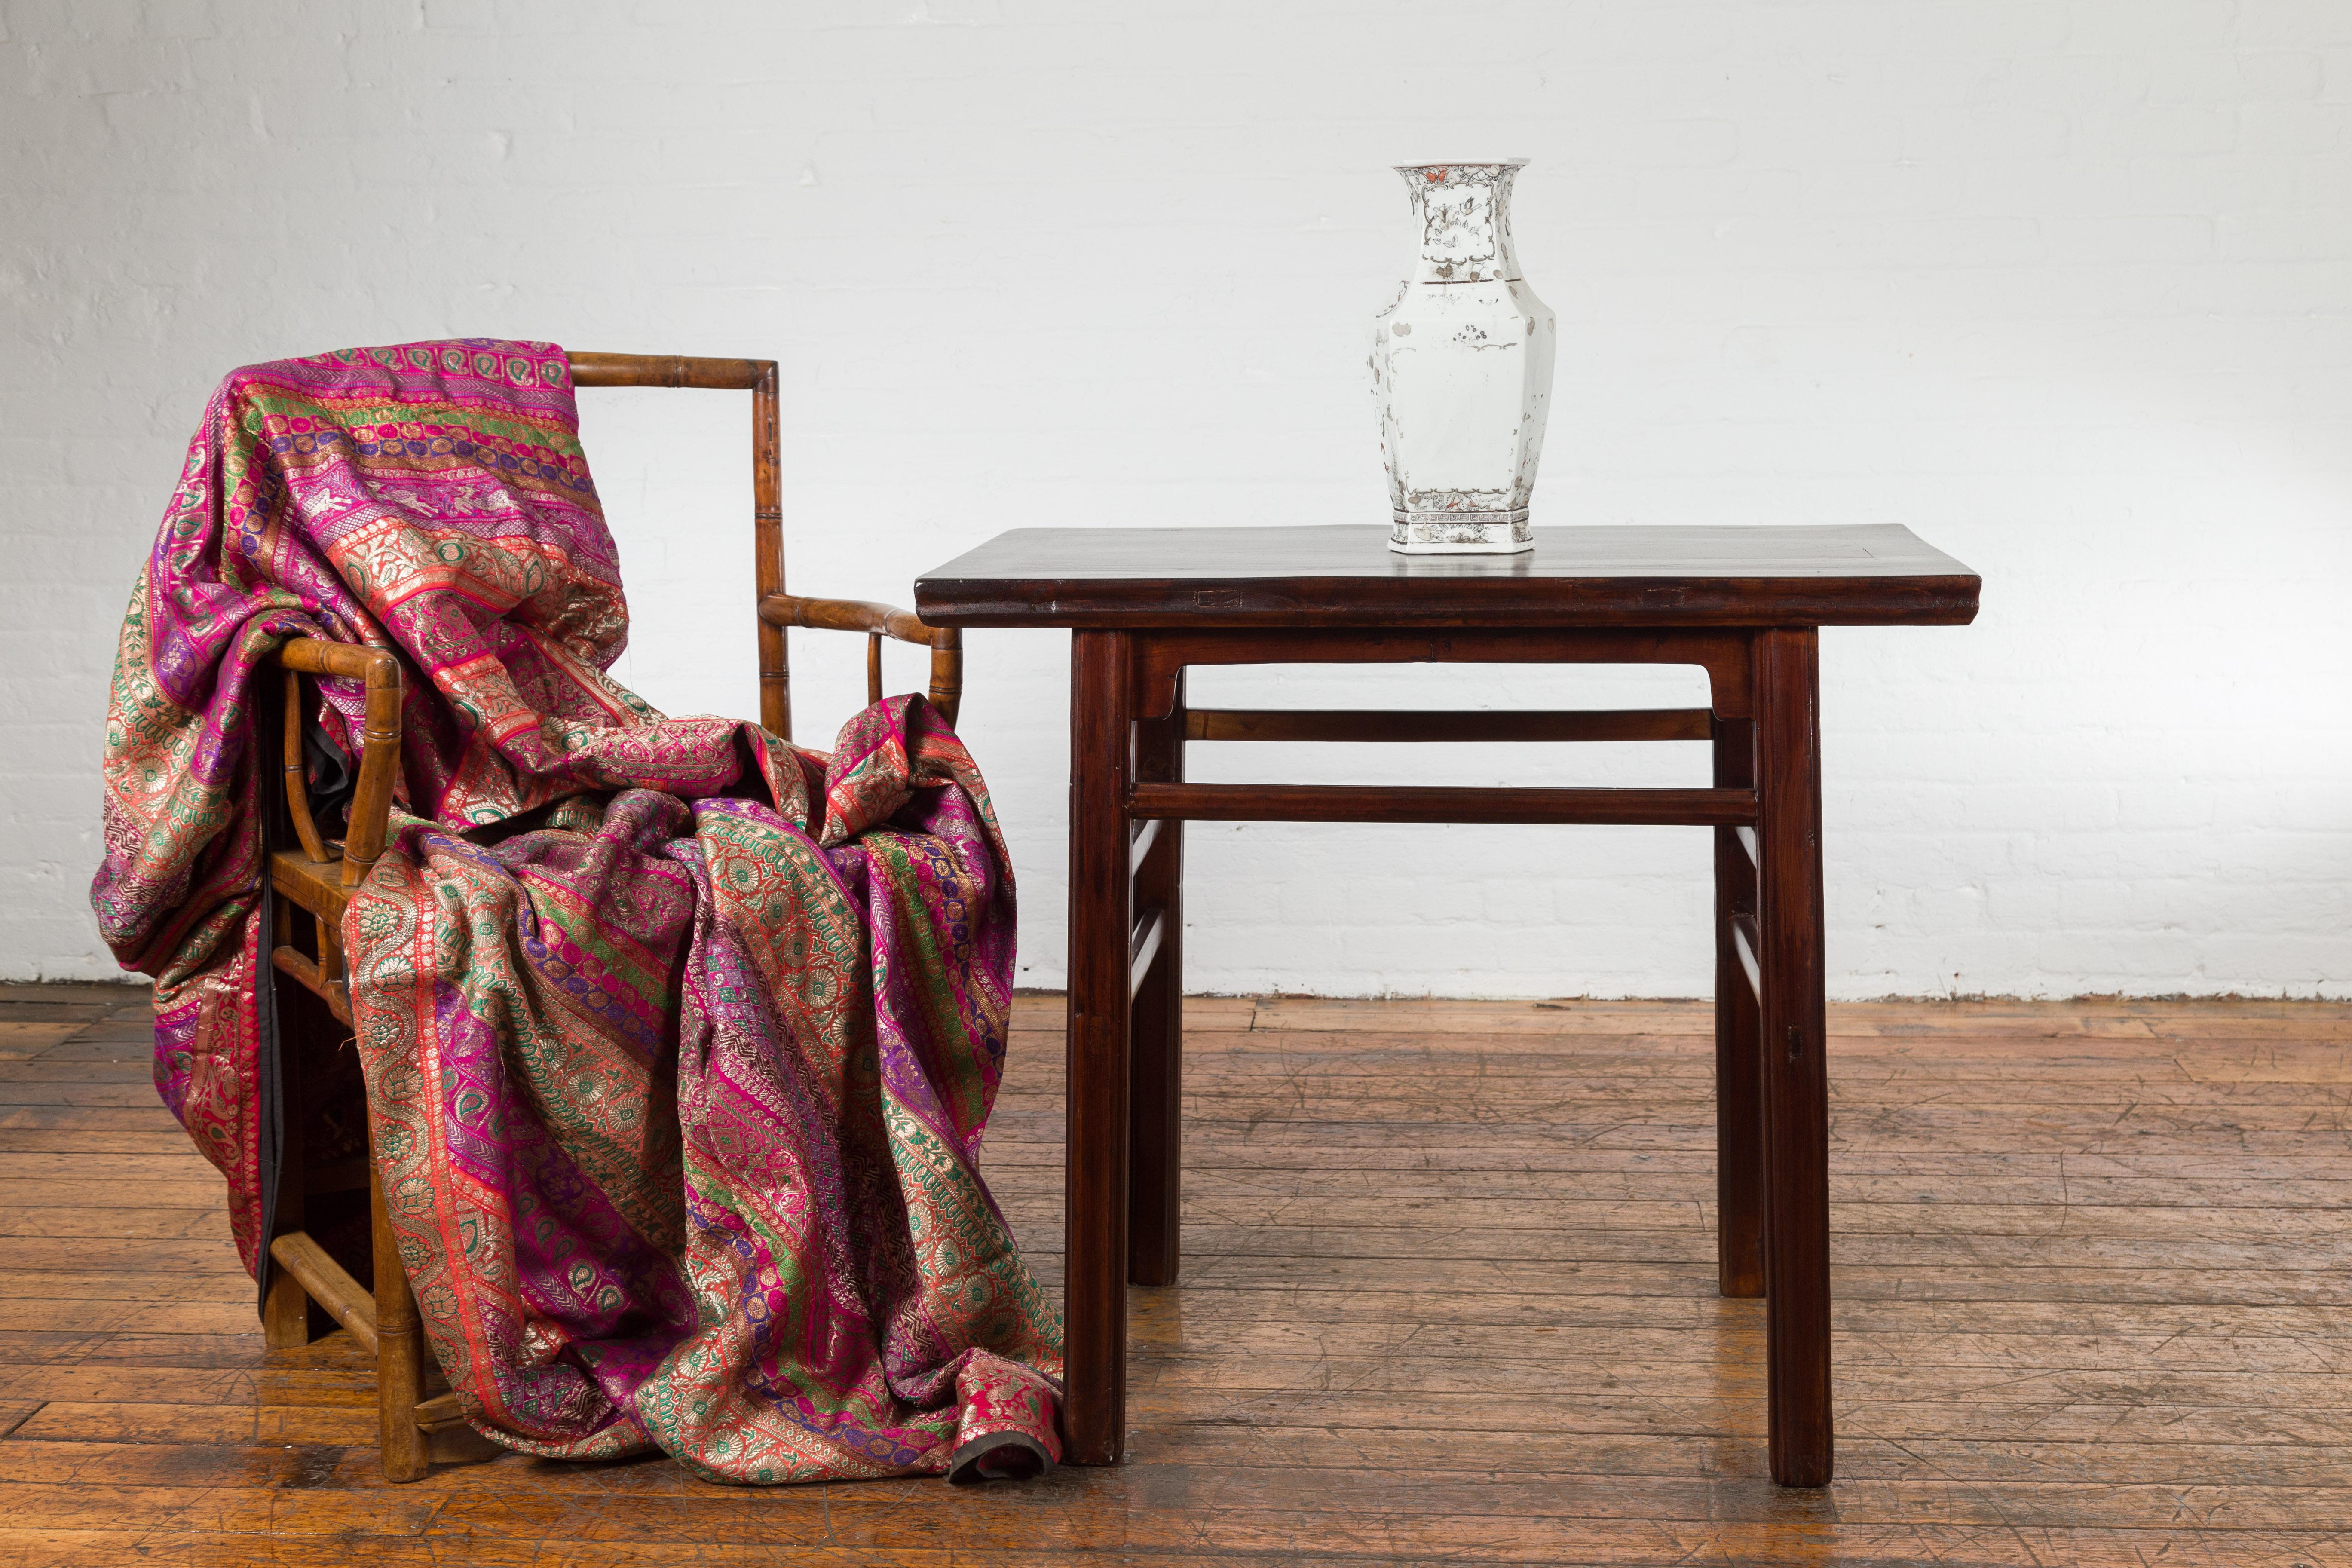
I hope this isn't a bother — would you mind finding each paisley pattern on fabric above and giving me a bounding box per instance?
[91,340,1060,1480]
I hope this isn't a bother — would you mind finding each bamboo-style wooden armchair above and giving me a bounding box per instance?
[260,350,965,1480]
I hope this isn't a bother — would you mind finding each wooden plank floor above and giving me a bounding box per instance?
[3,983,2350,1565]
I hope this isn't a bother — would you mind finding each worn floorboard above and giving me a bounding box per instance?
[1,983,2348,1565]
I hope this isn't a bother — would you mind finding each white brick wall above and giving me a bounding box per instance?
[4,0,2348,997]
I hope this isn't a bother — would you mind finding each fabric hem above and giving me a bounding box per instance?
[945,1430,1054,1485]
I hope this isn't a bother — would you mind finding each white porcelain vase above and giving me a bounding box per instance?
[1372,160,1557,554]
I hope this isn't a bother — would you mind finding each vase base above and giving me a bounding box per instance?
[1389,510,1534,554]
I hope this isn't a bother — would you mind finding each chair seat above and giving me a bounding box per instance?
[270,847,351,920]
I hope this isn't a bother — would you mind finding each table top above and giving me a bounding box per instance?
[914,524,1980,629]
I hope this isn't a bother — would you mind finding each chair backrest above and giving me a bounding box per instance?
[567,352,792,737]
[567,351,960,743]
[274,351,959,883]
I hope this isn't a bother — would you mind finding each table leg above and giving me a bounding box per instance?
[1712,714,1765,1299]
[1755,627,1833,1487]
[1129,670,1185,1287]
[1065,630,1134,1465]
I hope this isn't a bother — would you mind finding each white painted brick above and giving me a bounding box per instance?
[2239,101,2352,153]
[2323,49,2352,100]
[2,0,2348,998]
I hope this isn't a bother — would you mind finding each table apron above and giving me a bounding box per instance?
[1130,627,1757,720]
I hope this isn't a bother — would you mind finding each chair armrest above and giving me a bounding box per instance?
[755,594,964,727]
[273,638,404,890]
[757,592,937,646]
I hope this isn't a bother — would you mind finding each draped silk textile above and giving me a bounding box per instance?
[90,340,1062,1480]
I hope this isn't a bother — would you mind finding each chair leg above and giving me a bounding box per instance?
[1129,676,1184,1288]
[262,1268,312,1350]
[371,1154,430,1482]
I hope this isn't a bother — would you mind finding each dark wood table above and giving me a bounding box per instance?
[915,523,1980,1487]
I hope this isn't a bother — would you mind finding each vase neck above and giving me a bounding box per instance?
[1397,162,1525,285]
